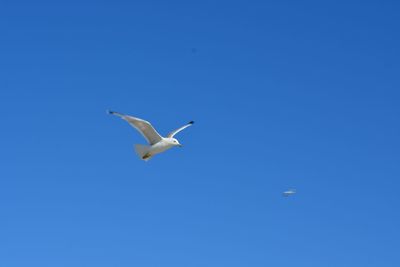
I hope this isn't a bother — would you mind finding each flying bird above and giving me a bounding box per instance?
[108,110,194,161]
[283,189,296,197]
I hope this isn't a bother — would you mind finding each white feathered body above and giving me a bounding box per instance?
[134,138,176,161]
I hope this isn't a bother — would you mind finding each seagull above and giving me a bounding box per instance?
[283,189,296,197]
[108,110,194,161]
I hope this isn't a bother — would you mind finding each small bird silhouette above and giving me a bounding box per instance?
[283,189,296,197]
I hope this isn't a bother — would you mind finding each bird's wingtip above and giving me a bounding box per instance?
[108,110,125,118]
[189,120,194,124]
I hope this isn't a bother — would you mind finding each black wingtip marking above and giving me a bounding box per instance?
[108,110,121,116]
[189,121,194,124]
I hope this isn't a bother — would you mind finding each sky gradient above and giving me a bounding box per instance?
[1,1,400,266]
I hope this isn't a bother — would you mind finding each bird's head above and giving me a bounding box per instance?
[168,138,182,147]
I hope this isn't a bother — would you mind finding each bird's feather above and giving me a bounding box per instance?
[109,110,162,145]
[167,121,194,138]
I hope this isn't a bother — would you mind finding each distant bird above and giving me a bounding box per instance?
[108,110,194,161]
[283,189,296,197]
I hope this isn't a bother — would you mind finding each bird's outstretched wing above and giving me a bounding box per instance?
[167,121,194,138]
[108,110,162,145]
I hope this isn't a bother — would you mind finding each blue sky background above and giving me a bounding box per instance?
[1,0,400,266]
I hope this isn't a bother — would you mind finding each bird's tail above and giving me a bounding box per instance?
[134,144,151,161]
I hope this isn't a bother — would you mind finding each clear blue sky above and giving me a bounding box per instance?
[1,0,400,266]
